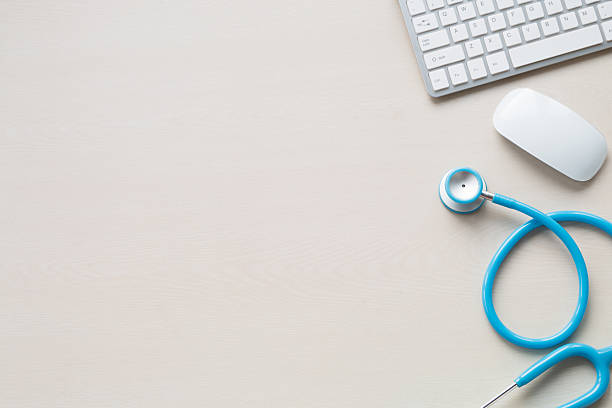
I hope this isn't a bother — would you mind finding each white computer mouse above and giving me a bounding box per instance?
[493,88,607,182]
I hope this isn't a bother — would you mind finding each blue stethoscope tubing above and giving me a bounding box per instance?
[441,168,612,407]
[482,195,612,407]
[483,194,612,349]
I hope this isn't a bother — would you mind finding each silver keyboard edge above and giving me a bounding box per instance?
[398,0,612,97]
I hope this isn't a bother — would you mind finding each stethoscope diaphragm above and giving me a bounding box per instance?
[439,167,487,214]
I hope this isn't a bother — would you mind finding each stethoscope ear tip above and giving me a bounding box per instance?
[439,167,486,214]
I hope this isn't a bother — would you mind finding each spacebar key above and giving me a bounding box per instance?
[509,25,603,68]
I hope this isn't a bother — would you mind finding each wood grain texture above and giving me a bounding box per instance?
[1,1,612,407]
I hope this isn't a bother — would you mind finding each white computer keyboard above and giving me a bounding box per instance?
[399,0,612,96]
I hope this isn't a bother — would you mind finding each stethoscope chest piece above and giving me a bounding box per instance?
[439,167,486,214]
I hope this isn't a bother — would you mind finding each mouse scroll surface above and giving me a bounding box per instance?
[493,88,607,181]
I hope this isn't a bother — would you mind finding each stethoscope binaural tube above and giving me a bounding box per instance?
[440,167,612,349]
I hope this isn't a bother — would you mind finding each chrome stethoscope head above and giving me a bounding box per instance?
[439,167,492,214]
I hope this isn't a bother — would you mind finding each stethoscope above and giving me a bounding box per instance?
[439,167,612,408]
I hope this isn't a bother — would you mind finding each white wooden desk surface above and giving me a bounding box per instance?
[2,2,612,407]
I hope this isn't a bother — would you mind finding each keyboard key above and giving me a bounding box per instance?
[544,0,563,14]
[457,2,477,20]
[477,0,496,14]
[423,44,466,68]
[602,20,612,39]
[503,28,523,46]
[439,8,458,25]
[451,23,470,41]
[429,68,450,90]
[448,0,463,4]
[469,18,488,36]
[560,11,579,29]
[488,13,508,30]
[413,13,439,33]
[509,24,603,67]
[485,33,504,50]
[585,0,599,3]
[428,0,446,10]
[541,17,561,35]
[507,8,527,25]
[486,51,510,73]
[598,1,612,18]
[448,63,469,84]
[467,57,488,79]
[525,2,545,19]
[564,0,582,9]
[497,0,516,9]
[522,22,541,41]
[407,0,427,15]
[578,6,598,24]
[517,0,532,4]
[419,29,451,50]
[465,39,485,56]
